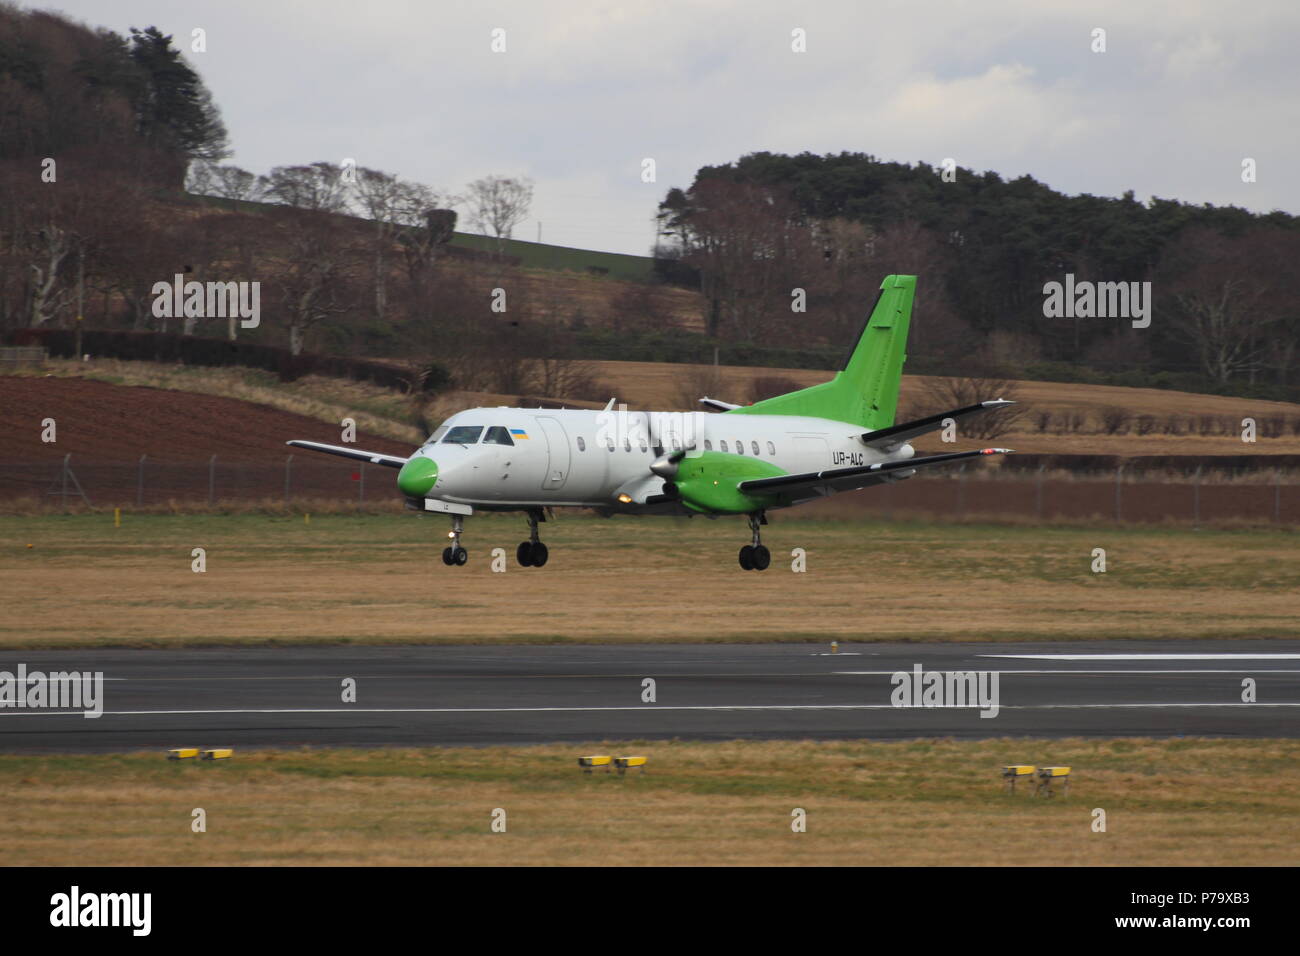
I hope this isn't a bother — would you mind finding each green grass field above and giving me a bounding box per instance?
[1,512,1296,648]
[4,738,1296,865]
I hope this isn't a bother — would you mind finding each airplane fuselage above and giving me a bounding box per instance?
[411,405,916,515]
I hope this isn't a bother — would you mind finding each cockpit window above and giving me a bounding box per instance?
[425,425,449,446]
[483,426,515,446]
[442,425,484,445]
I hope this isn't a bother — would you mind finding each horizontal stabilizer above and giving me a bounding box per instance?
[860,399,1015,450]
[286,440,408,469]
[699,396,741,412]
[738,447,1013,499]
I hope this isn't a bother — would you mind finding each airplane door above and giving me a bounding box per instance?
[791,435,830,471]
[537,416,570,489]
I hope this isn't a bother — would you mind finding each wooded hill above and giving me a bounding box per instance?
[3,4,1296,405]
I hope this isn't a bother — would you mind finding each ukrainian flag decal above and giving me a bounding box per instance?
[510,428,530,440]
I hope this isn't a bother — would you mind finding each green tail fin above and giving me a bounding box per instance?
[727,274,914,429]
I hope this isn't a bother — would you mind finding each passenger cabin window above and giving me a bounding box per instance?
[606,437,616,452]
[623,438,631,452]
[577,437,586,451]
[751,441,760,455]
[483,426,515,446]
[734,440,744,454]
[767,441,776,455]
[720,440,728,453]
[442,425,483,445]
[704,440,713,451]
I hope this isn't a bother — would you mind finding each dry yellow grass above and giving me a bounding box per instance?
[1,514,1295,648]
[4,738,1296,866]
[589,360,1300,456]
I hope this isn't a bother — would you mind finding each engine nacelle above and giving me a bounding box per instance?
[670,450,786,515]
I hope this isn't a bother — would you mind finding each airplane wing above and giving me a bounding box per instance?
[737,447,1012,500]
[860,400,1015,450]
[285,440,409,469]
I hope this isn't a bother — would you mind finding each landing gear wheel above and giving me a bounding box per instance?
[738,545,755,570]
[442,546,454,566]
[453,546,468,566]
[752,544,771,571]
[519,511,548,568]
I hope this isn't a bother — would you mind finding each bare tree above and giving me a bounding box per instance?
[271,208,357,354]
[399,207,457,285]
[917,376,1029,440]
[463,174,533,256]
[349,167,449,321]
[261,162,348,213]
[28,222,74,327]
[1158,227,1281,386]
[212,164,263,203]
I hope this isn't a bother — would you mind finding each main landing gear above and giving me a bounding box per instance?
[441,514,468,566]
[516,510,549,567]
[738,512,771,571]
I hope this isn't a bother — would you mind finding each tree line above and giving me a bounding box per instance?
[0,7,611,397]
[655,152,1300,401]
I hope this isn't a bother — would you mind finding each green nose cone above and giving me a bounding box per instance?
[397,457,438,497]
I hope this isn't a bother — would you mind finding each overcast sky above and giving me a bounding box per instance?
[37,0,1300,255]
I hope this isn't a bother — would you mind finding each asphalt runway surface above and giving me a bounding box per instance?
[2,640,1298,752]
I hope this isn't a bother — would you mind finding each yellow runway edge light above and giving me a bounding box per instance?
[1035,766,1071,797]
[1002,765,1036,792]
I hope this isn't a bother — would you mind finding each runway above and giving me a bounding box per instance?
[1,640,1298,752]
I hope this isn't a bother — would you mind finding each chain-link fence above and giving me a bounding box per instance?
[1,456,1295,524]
[3,456,379,508]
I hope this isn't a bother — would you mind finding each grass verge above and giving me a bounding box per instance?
[3,737,1296,865]
[0,513,1296,648]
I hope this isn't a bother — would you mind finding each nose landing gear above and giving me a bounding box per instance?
[516,509,549,567]
[738,512,771,571]
[441,514,468,566]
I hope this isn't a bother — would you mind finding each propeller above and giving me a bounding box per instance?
[650,448,686,479]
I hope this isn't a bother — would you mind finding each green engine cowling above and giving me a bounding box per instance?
[669,450,787,515]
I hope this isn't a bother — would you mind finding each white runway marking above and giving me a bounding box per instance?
[4,702,1299,718]
[834,669,1300,675]
[983,654,1300,661]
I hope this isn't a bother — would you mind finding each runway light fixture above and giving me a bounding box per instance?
[1035,766,1071,797]
[1002,765,1035,793]
[202,749,234,760]
[578,755,612,774]
[614,755,647,775]
[167,748,199,760]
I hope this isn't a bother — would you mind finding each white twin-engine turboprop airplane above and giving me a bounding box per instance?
[288,275,1013,570]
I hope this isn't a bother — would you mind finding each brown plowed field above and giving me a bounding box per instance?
[0,376,413,504]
